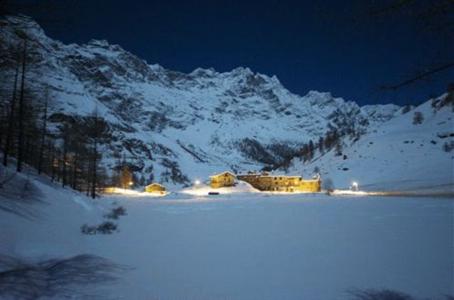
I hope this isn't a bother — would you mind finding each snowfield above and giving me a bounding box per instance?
[101,194,453,300]
[295,96,454,192]
[0,14,452,300]
[1,170,452,299]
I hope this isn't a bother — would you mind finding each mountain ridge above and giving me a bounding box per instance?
[5,15,448,189]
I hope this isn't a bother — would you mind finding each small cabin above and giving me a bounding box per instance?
[145,183,166,194]
[104,187,120,194]
[210,171,236,188]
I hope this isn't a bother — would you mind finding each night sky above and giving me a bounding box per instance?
[12,0,454,106]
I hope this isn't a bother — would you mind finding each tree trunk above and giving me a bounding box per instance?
[16,38,27,173]
[49,140,56,181]
[37,92,48,174]
[62,132,68,187]
[71,154,78,190]
[90,114,99,199]
[90,135,97,199]
[3,64,19,167]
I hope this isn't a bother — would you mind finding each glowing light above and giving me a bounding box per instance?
[128,181,134,186]
[181,185,233,196]
[103,187,167,197]
[194,180,201,185]
[331,189,369,196]
[350,181,359,191]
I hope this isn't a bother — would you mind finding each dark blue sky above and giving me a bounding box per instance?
[17,0,454,105]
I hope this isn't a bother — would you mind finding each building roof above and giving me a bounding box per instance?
[261,175,321,181]
[238,174,320,180]
[210,171,236,178]
[146,183,165,188]
[260,175,302,179]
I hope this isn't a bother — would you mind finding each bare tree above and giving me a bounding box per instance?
[37,88,49,174]
[60,121,70,187]
[48,138,57,181]
[90,110,100,198]
[2,62,19,167]
[84,110,111,198]
[368,0,454,90]
[16,37,27,172]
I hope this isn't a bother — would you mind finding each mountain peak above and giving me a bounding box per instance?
[87,39,111,48]
[0,15,414,186]
[2,14,47,40]
[190,67,218,77]
[229,66,253,75]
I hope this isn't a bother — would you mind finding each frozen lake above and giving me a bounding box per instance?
[92,193,454,299]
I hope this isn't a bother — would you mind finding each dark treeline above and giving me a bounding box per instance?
[0,30,112,198]
[272,123,359,172]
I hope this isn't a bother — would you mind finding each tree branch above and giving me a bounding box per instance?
[380,61,454,90]
[369,0,416,16]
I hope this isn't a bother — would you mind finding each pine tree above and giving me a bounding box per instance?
[335,142,343,156]
[308,140,314,160]
[412,111,424,124]
[300,144,309,162]
[120,165,133,189]
[318,136,324,154]
[138,174,146,186]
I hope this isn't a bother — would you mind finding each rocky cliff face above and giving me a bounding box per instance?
[0,15,402,186]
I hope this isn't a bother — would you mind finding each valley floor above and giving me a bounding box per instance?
[1,173,453,299]
[96,193,454,300]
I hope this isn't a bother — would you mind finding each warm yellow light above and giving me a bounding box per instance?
[128,181,134,186]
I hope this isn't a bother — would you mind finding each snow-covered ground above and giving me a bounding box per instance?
[1,169,452,299]
[1,15,452,299]
[296,96,454,192]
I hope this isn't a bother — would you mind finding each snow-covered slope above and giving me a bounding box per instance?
[0,15,404,186]
[1,165,453,299]
[294,95,454,191]
[0,167,102,258]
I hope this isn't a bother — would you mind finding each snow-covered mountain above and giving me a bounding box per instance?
[294,95,454,191]
[1,15,451,189]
